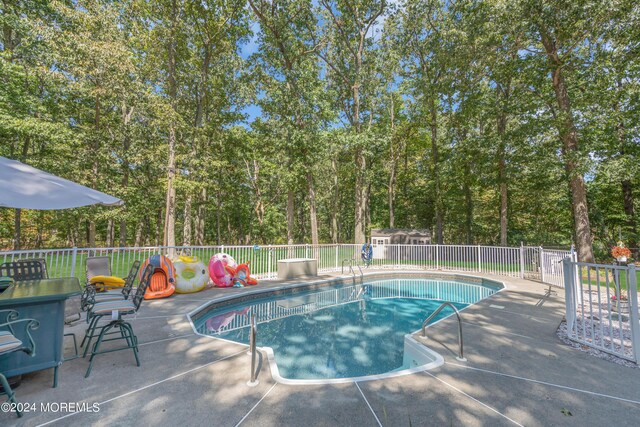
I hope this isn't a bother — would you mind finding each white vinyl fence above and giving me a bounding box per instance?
[563,259,640,363]
[0,243,571,288]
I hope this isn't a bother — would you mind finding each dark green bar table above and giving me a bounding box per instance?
[0,277,81,388]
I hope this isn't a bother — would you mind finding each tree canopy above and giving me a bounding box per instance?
[1,0,639,261]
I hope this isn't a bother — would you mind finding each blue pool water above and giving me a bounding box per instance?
[193,278,499,380]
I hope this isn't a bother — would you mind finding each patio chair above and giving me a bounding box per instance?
[83,264,154,378]
[85,256,125,290]
[0,259,48,281]
[81,261,141,315]
[0,310,39,418]
[85,256,111,280]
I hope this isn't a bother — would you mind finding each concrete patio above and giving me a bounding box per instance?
[2,271,640,426]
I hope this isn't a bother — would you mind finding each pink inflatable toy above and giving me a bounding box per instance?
[208,253,237,287]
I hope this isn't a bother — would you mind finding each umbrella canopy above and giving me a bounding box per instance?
[0,156,123,210]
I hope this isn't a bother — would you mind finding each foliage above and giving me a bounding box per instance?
[0,0,639,261]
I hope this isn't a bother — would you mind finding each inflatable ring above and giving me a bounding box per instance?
[174,256,208,294]
[208,253,237,288]
[361,243,373,265]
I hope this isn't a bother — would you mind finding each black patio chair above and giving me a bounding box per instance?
[83,264,154,378]
[0,259,48,281]
[81,260,141,317]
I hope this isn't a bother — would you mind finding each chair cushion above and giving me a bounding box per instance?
[0,331,22,354]
[91,300,136,315]
[89,276,125,289]
[94,293,125,303]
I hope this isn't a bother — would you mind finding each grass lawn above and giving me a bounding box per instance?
[579,267,640,293]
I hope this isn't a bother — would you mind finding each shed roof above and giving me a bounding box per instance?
[371,228,432,237]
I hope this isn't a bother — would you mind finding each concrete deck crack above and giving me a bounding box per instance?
[445,362,640,405]
[422,371,524,426]
[234,383,277,427]
[355,381,383,427]
[137,333,195,346]
[35,349,247,427]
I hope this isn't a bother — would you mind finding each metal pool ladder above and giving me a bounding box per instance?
[421,302,467,362]
[341,258,363,285]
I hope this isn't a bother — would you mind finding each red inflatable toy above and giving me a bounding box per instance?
[232,261,258,287]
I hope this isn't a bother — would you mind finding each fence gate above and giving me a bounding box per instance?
[522,246,542,281]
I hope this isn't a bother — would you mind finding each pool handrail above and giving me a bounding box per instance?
[421,302,466,362]
[247,313,259,387]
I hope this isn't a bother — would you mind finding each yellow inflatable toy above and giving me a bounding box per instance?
[89,275,125,291]
[173,256,208,294]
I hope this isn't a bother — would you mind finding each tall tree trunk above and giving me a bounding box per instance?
[389,167,396,228]
[183,195,192,246]
[12,134,26,249]
[541,32,594,262]
[496,84,510,247]
[307,172,319,245]
[622,180,636,247]
[163,0,178,251]
[134,221,144,247]
[216,191,222,245]
[430,98,443,244]
[13,209,21,250]
[156,209,163,247]
[287,190,295,245]
[106,219,114,247]
[365,182,371,239]
[190,43,210,247]
[196,187,206,245]
[354,149,366,244]
[119,220,127,247]
[464,161,473,244]
[331,158,339,244]
[388,96,397,229]
[616,82,636,250]
[119,104,133,247]
[88,94,101,248]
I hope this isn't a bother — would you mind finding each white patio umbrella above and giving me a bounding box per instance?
[0,156,123,209]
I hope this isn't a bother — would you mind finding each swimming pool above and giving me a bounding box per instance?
[191,275,502,383]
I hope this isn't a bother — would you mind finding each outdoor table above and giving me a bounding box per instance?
[0,277,82,388]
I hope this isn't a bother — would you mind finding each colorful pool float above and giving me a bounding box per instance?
[140,255,176,300]
[173,255,208,294]
[208,253,237,288]
[232,261,258,287]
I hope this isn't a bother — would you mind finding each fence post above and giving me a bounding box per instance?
[70,246,78,278]
[540,246,546,284]
[626,264,640,363]
[562,257,576,331]
[436,244,440,270]
[335,245,339,271]
[519,242,525,279]
[268,245,272,279]
[305,244,309,259]
[477,245,481,273]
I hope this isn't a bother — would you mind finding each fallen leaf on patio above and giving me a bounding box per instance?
[561,408,573,416]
